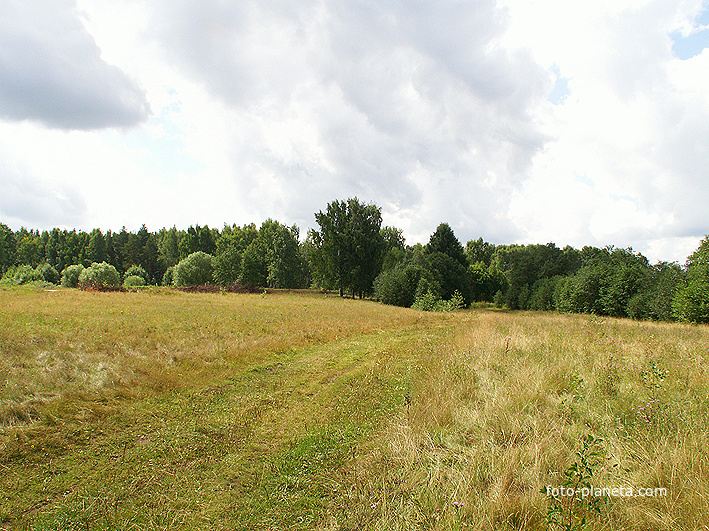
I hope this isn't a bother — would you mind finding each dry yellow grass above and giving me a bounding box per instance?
[356,311,709,530]
[1,287,707,530]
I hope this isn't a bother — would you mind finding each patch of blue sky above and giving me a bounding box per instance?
[671,5,709,60]
[574,173,594,188]
[671,28,709,59]
[548,64,570,105]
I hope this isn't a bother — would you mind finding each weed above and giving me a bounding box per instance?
[543,435,605,531]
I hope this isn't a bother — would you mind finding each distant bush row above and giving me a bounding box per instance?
[2,199,709,323]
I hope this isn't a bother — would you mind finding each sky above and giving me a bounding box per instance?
[1,0,708,264]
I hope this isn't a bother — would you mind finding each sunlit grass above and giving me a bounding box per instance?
[360,312,709,530]
[1,286,708,530]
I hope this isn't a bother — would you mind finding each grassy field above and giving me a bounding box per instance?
[1,287,708,530]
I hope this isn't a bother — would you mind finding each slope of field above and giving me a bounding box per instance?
[1,287,708,530]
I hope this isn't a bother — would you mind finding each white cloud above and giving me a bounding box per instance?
[0,0,707,265]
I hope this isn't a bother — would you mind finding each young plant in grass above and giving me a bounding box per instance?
[544,434,605,531]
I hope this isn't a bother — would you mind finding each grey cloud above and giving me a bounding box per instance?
[0,0,150,130]
[149,0,551,242]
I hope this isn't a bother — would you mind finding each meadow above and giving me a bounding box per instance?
[1,286,708,530]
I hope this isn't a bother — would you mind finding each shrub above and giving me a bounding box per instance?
[78,262,121,289]
[61,264,85,288]
[162,266,175,286]
[123,275,146,288]
[411,289,440,311]
[13,265,43,285]
[173,252,213,286]
[124,264,149,284]
[672,273,709,324]
[373,263,426,308]
[213,247,242,286]
[0,266,16,285]
[36,263,60,284]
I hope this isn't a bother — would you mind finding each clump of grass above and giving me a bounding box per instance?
[350,312,709,530]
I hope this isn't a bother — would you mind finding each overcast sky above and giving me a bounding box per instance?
[1,0,708,263]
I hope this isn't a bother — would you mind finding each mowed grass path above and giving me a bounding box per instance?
[1,288,709,530]
[0,288,454,530]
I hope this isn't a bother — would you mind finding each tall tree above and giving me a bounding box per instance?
[672,236,709,323]
[427,223,467,267]
[314,198,384,298]
[86,229,107,264]
[0,224,16,275]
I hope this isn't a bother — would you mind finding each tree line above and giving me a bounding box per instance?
[2,197,708,324]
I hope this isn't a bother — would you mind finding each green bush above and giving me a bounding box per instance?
[13,265,43,285]
[162,266,175,286]
[672,271,709,324]
[411,289,440,311]
[123,275,146,288]
[373,263,426,308]
[124,264,149,284]
[36,263,60,284]
[61,264,85,288]
[173,252,213,286]
[78,262,120,289]
[213,247,242,286]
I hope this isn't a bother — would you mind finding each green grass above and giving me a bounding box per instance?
[1,286,708,529]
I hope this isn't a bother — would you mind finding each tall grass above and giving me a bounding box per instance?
[355,312,709,530]
[1,286,707,529]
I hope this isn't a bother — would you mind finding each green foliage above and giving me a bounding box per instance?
[411,287,465,312]
[61,264,85,288]
[36,262,60,284]
[411,289,441,311]
[543,435,604,531]
[86,229,107,264]
[124,264,149,284]
[266,224,308,289]
[13,264,43,285]
[373,263,427,307]
[213,246,242,286]
[672,237,709,323]
[553,247,651,318]
[15,230,44,268]
[493,243,578,310]
[427,223,468,267]
[466,237,496,266]
[427,251,473,305]
[123,275,146,288]
[0,223,16,277]
[162,266,175,287]
[313,198,384,297]
[239,241,267,287]
[78,262,120,289]
[173,252,213,286]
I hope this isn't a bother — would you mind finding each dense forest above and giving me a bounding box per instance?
[2,197,708,324]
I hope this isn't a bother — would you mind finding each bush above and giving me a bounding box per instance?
[373,263,427,308]
[61,264,85,288]
[13,265,43,285]
[411,289,441,311]
[124,264,149,284]
[78,262,120,289]
[36,263,60,284]
[123,275,146,288]
[672,271,709,324]
[162,266,175,286]
[173,252,213,286]
[213,247,242,286]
